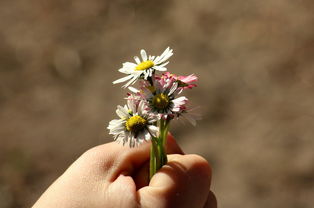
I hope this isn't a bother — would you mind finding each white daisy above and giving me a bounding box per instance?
[143,78,188,120]
[107,98,158,147]
[113,47,173,88]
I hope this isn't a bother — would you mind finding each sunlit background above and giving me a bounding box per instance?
[1,0,314,207]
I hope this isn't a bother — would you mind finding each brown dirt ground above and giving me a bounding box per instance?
[0,0,314,207]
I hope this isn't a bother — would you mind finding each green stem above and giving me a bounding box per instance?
[149,137,158,179]
[159,119,169,165]
[149,119,170,180]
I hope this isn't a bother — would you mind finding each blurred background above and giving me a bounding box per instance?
[0,0,314,207]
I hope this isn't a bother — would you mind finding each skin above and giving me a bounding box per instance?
[33,135,217,208]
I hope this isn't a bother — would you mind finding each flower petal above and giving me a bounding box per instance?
[140,49,147,61]
[116,105,129,119]
[134,56,141,64]
[113,74,134,84]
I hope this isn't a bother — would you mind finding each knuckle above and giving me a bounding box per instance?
[79,144,115,169]
[81,145,103,160]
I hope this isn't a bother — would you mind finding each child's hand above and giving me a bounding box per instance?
[33,135,216,208]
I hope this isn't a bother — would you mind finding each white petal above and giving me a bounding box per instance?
[147,115,158,123]
[148,125,158,137]
[156,61,169,68]
[116,133,126,144]
[140,49,147,61]
[129,135,136,147]
[109,127,125,135]
[116,105,129,118]
[119,68,132,73]
[175,96,188,102]
[108,119,123,130]
[122,74,140,88]
[123,62,137,67]
[171,96,188,112]
[168,82,178,96]
[134,56,141,64]
[143,71,149,80]
[153,65,167,72]
[110,126,125,134]
[108,120,124,128]
[127,99,137,113]
[137,100,146,115]
[113,74,134,84]
[173,96,188,105]
[128,86,140,93]
[144,131,151,141]
[154,47,173,64]
[159,47,173,63]
[108,119,122,125]
[172,88,183,97]
[124,132,131,145]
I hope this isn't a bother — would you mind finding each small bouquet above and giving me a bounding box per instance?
[107,47,199,179]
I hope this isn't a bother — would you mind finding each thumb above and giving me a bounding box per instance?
[138,154,212,208]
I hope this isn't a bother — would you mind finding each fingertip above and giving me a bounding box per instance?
[186,154,212,185]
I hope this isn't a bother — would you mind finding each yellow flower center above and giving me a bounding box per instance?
[135,60,154,71]
[152,93,170,110]
[125,115,147,133]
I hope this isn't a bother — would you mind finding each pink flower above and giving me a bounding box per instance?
[162,72,198,89]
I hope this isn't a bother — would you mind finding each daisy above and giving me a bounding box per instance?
[142,77,188,119]
[113,47,173,88]
[107,98,158,147]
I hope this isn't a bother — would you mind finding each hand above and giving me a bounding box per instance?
[33,135,217,208]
